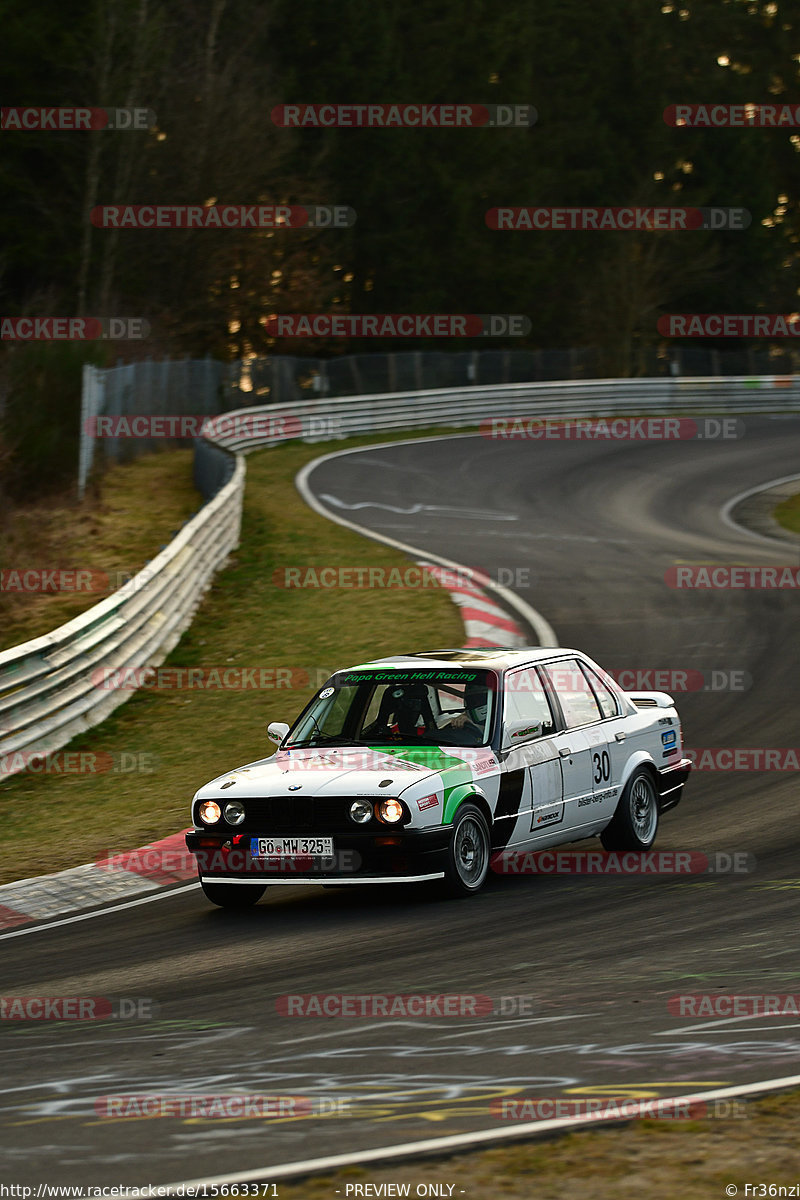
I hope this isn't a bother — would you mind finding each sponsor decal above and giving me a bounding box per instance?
[335,670,481,685]
[532,802,565,828]
[416,794,440,811]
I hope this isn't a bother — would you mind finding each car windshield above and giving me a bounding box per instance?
[286,668,497,748]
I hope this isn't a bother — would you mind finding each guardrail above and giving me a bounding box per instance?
[2,374,797,778]
[0,453,244,777]
[198,374,800,452]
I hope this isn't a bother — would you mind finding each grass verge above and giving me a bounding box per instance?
[773,490,800,535]
[274,1087,800,1200]
[0,433,464,883]
[0,450,201,650]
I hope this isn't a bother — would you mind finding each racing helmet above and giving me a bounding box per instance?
[464,681,490,728]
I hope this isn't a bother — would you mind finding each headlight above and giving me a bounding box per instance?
[224,800,245,825]
[378,798,404,824]
[349,799,373,824]
[199,800,221,824]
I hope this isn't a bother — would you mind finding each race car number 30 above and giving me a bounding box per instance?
[251,837,334,856]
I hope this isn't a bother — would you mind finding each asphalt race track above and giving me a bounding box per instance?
[2,415,800,1187]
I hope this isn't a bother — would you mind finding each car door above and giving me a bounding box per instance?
[541,659,608,833]
[500,666,564,846]
[578,659,630,817]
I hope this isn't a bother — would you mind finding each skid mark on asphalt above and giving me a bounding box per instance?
[319,494,519,520]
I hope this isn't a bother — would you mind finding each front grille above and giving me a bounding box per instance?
[236,796,358,833]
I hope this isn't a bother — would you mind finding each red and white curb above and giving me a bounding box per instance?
[0,830,195,931]
[418,562,527,648]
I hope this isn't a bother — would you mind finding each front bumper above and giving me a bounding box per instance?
[185,826,449,885]
[657,757,692,813]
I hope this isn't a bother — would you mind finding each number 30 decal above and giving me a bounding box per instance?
[593,750,611,784]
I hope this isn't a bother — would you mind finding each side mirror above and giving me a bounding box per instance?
[267,721,290,745]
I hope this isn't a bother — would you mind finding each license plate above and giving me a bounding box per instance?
[250,837,334,857]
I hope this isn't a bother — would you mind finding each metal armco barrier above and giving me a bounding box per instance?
[198,375,800,452]
[2,375,797,777]
[0,454,244,777]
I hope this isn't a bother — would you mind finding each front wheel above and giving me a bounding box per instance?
[200,880,266,908]
[443,803,490,896]
[600,769,659,851]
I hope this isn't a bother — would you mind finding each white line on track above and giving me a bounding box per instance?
[160,1075,800,1193]
[0,882,197,942]
[296,434,558,647]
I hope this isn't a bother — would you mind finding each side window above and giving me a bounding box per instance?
[503,668,556,743]
[580,662,620,719]
[544,660,603,729]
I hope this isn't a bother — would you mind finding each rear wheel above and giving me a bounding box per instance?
[600,769,659,851]
[443,803,490,896]
[200,880,266,908]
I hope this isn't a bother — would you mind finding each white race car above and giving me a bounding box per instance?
[185,647,691,906]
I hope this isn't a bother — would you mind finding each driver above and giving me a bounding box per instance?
[439,681,490,745]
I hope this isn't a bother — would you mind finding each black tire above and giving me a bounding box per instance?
[443,803,491,896]
[200,880,266,908]
[600,768,659,851]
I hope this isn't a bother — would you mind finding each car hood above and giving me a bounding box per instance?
[196,742,498,799]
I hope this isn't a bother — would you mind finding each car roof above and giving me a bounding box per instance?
[342,647,585,674]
